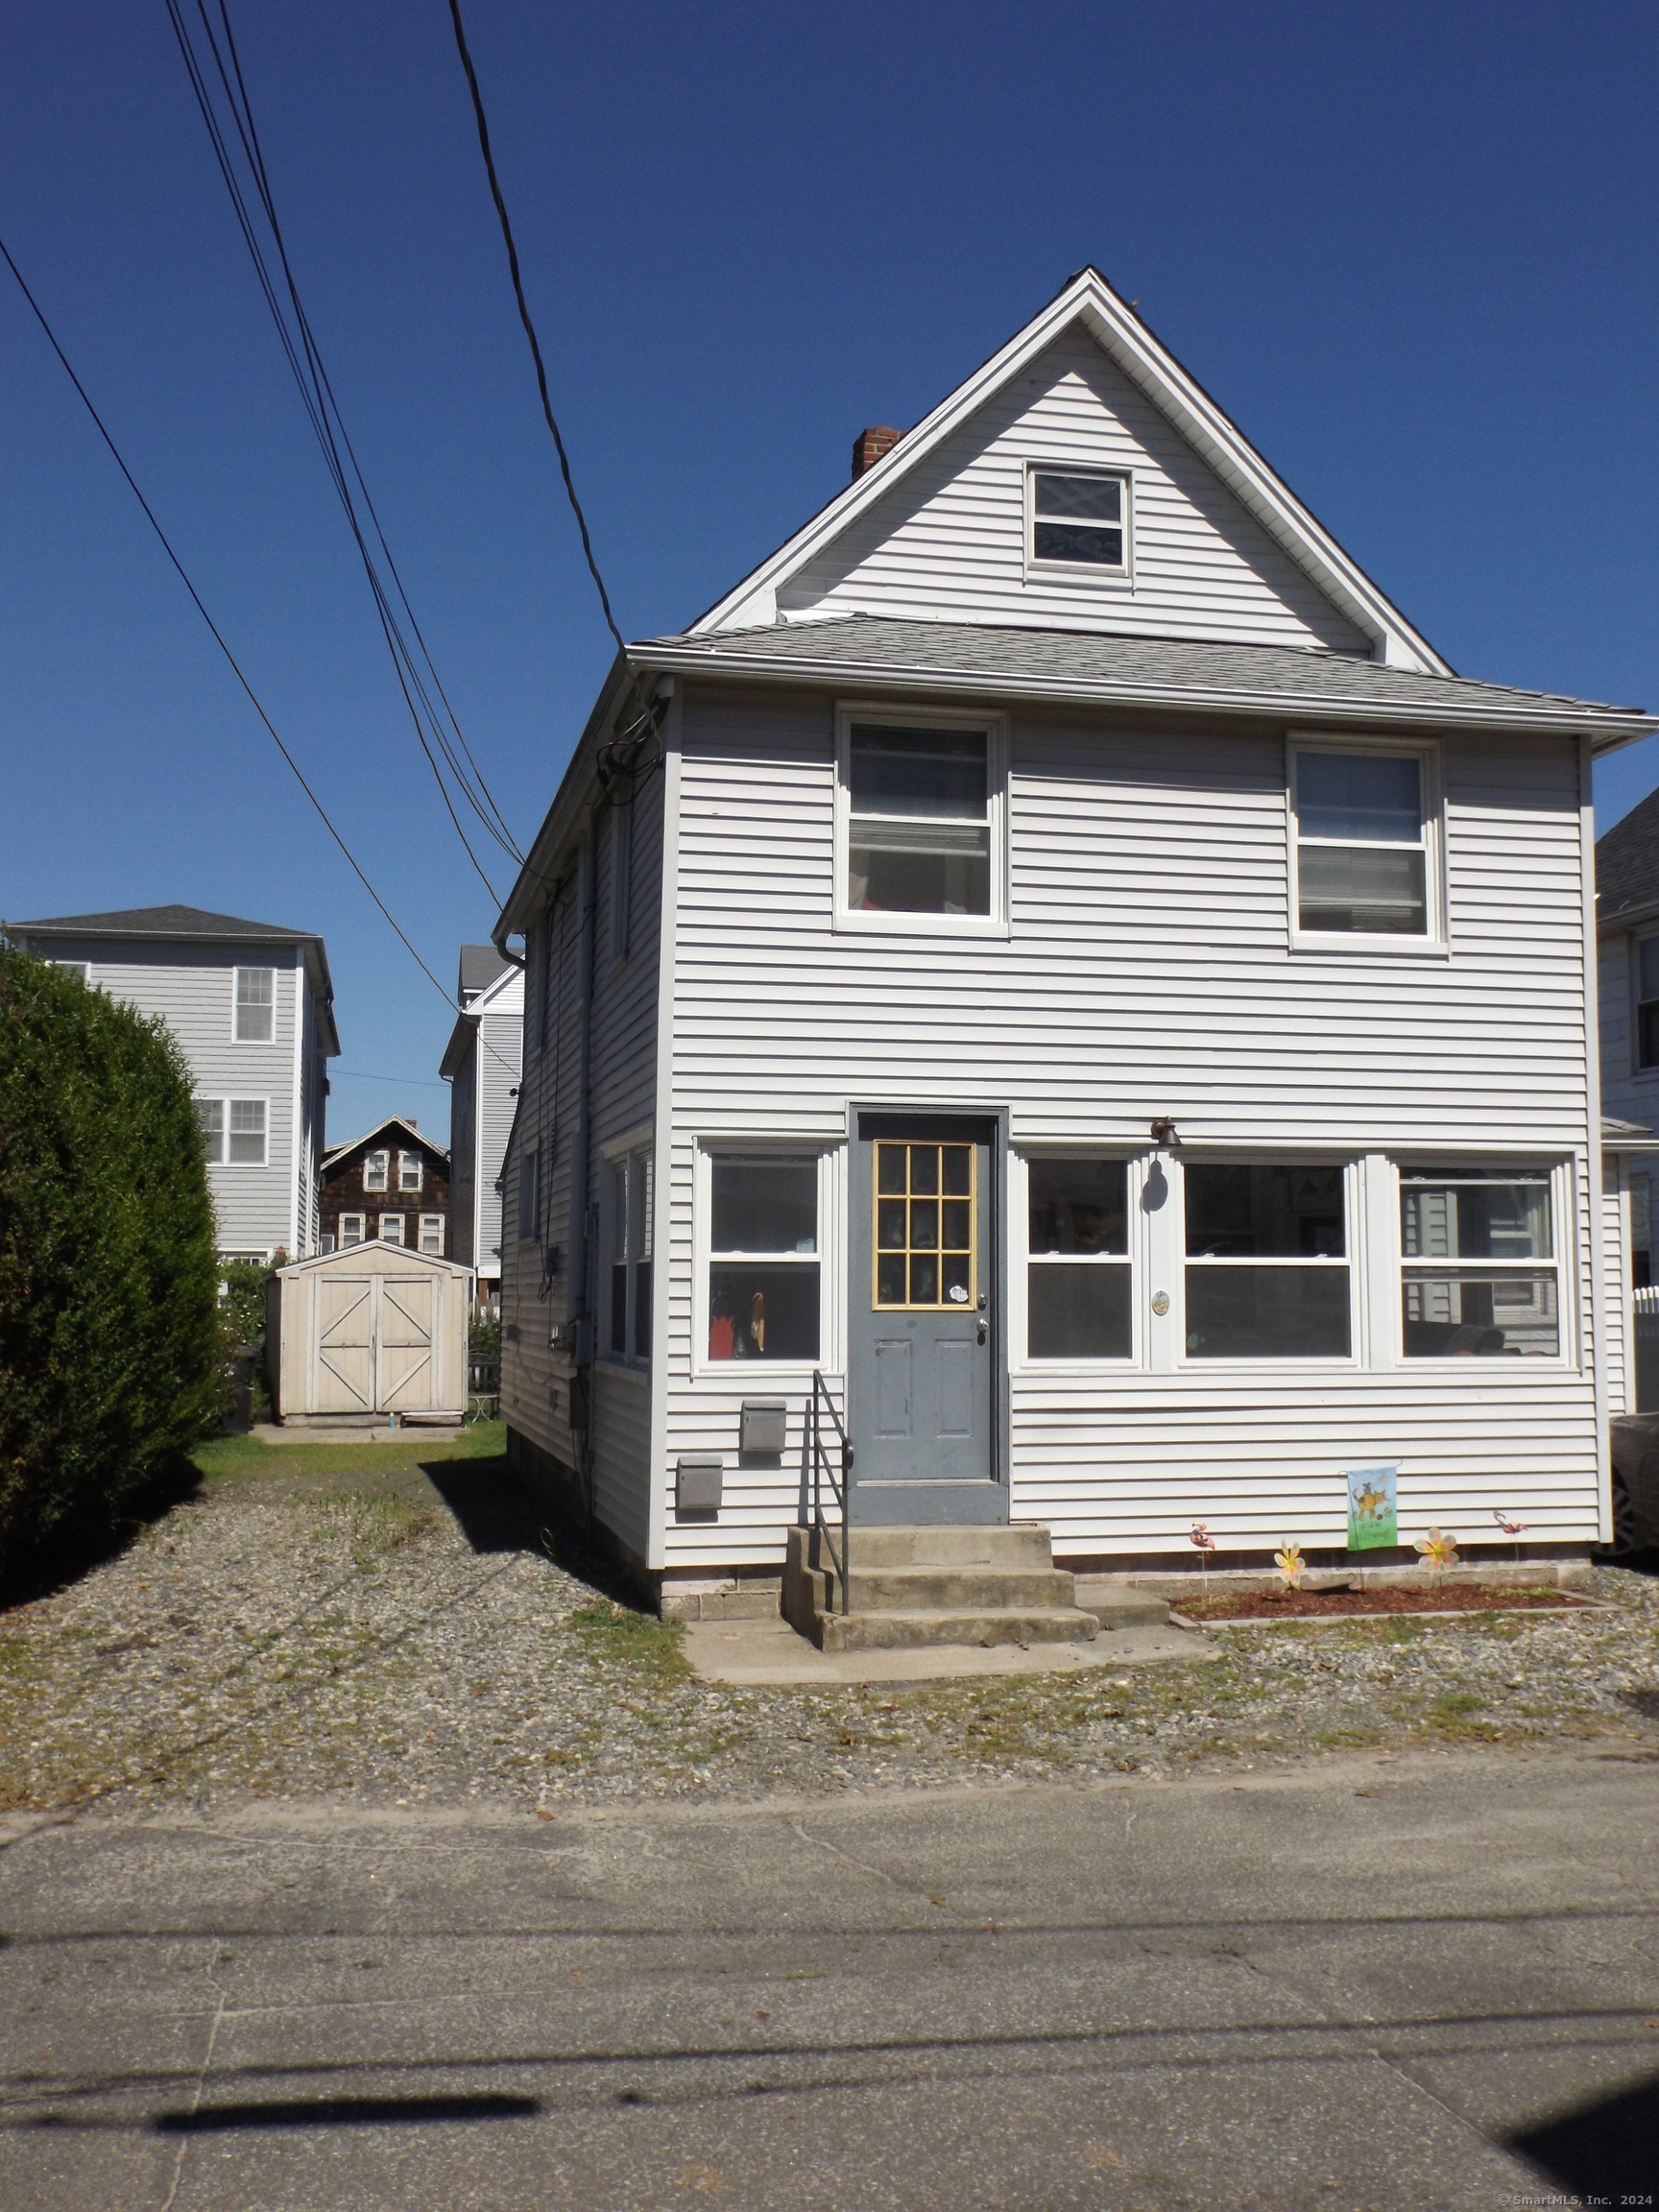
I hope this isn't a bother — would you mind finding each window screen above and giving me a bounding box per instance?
[1026,1158,1131,1358]
[1184,1164,1350,1358]
[1031,471,1126,567]
[709,1157,819,1361]
[1294,751,1429,936]
[1400,1166,1558,1357]
[847,724,990,916]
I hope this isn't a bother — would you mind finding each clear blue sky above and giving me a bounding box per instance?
[4,2,1656,1147]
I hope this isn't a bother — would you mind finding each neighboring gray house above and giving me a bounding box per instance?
[490,268,1653,1607]
[440,944,523,1304]
[1596,791,1659,1405]
[10,903,339,1261]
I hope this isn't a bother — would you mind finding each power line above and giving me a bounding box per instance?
[164,0,524,900]
[445,0,660,766]
[0,229,458,1018]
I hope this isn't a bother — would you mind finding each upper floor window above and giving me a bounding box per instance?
[198,1096,267,1166]
[836,709,1006,932]
[397,1150,423,1192]
[1637,937,1659,1070]
[363,1149,390,1193]
[234,966,276,1042]
[1289,742,1440,945]
[1027,468,1129,573]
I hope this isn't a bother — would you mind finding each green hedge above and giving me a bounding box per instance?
[0,946,221,1557]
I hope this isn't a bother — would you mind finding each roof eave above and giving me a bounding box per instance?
[494,650,636,942]
[646,641,1656,747]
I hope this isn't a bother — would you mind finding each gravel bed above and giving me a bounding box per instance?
[4,1431,1658,1817]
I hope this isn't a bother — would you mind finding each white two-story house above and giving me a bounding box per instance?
[11,902,340,1262]
[440,943,524,1305]
[492,269,1652,1606]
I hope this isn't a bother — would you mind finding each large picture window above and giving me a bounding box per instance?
[837,709,1006,931]
[1184,1163,1351,1358]
[1290,743,1437,941]
[708,1156,820,1363]
[1026,1158,1131,1358]
[1400,1166,1559,1357]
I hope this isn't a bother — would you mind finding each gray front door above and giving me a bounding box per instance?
[848,1114,1004,1525]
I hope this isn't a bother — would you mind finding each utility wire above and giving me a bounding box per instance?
[0,230,459,1020]
[445,0,660,767]
[164,0,523,898]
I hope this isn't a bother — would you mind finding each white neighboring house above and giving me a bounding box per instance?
[490,268,1655,1600]
[10,902,339,1261]
[1594,793,1659,1409]
[440,944,523,1305]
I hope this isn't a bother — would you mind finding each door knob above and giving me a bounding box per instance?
[976,1318,988,1343]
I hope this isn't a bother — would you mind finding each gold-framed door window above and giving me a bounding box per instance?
[874,1142,976,1310]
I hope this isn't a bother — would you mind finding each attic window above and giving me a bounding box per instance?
[1028,469,1128,573]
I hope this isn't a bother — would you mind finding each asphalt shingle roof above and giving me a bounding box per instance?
[1597,786,1659,927]
[10,903,318,942]
[458,942,512,998]
[637,616,1647,734]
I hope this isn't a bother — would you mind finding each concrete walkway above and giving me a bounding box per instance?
[683,1612,1218,1684]
[2,1748,1655,2208]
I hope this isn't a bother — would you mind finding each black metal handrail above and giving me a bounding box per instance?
[808,1370,853,1617]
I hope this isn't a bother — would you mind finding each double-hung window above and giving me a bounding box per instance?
[1289,741,1439,944]
[608,1148,653,1359]
[338,1214,366,1247]
[199,1098,266,1166]
[1400,1166,1559,1358]
[838,709,1005,929]
[1636,937,1659,1070]
[1184,1163,1351,1358]
[1026,468,1129,574]
[1025,1158,1132,1358]
[197,1099,224,1164]
[707,1156,820,1362]
[379,1214,405,1245]
[364,1150,390,1194]
[397,1150,423,1193]
[418,1214,445,1256]
[234,966,276,1042]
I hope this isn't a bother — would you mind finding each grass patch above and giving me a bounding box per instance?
[192,1421,507,1486]
[565,1601,692,1684]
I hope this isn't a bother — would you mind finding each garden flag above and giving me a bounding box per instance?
[1346,1465,1398,1550]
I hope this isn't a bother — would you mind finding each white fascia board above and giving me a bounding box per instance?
[692,270,1448,675]
[645,640,1657,747]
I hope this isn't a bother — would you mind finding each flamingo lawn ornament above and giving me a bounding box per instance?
[1190,1522,1217,1582]
[1493,1509,1528,1568]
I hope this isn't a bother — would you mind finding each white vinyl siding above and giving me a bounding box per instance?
[775,328,1367,651]
[653,687,1599,1570]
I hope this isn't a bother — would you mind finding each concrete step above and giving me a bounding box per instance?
[817,1605,1101,1654]
[1071,1580,1171,1631]
[809,1524,1057,1572]
[822,1566,1081,1613]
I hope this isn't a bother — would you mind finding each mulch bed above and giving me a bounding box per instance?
[1177,1580,1597,1623]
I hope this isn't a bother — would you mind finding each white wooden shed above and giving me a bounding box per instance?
[267,1242,473,1425]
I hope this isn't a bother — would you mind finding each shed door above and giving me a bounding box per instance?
[378,1276,438,1411]
[315,1278,374,1413]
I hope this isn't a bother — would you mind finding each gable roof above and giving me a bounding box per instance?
[441,956,523,1078]
[640,614,1654,745]
[321,1115,448,1172]
[693,268,1447,673]
[1596,786,1659,928]
[459,942,512,998]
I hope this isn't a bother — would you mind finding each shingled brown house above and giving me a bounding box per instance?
[320,1115,451,1258]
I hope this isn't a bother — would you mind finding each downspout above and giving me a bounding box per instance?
[566,808,599,1524]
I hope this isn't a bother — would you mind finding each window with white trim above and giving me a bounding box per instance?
[1636,936,1659,1070]
[228,1099,267,1166]
[338,1214,366,1247]
[234,966,276,1042]
[607,1148,653,1359]
[50,960,89,981]
[1399,1166,1559,1358]
[198,1099,225,1164]
[1026,1158,1132,1359]
[379,1214,405,1244]
[363,1149,390,1193]
[397,1149,422,1192]
[1027,468,1129,572]
[1290,743,1437,941]
[708,1156,819,1362]
[418,1214,445,1255]
[837,709,1005,927]
[1184,1163,1351,1358]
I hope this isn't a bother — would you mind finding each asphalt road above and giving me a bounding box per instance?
[1,1749,1656,2210]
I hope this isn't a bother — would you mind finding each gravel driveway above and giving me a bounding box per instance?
[4,1427,1658,1816]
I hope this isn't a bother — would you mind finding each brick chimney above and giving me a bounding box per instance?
[851,425,901,481]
